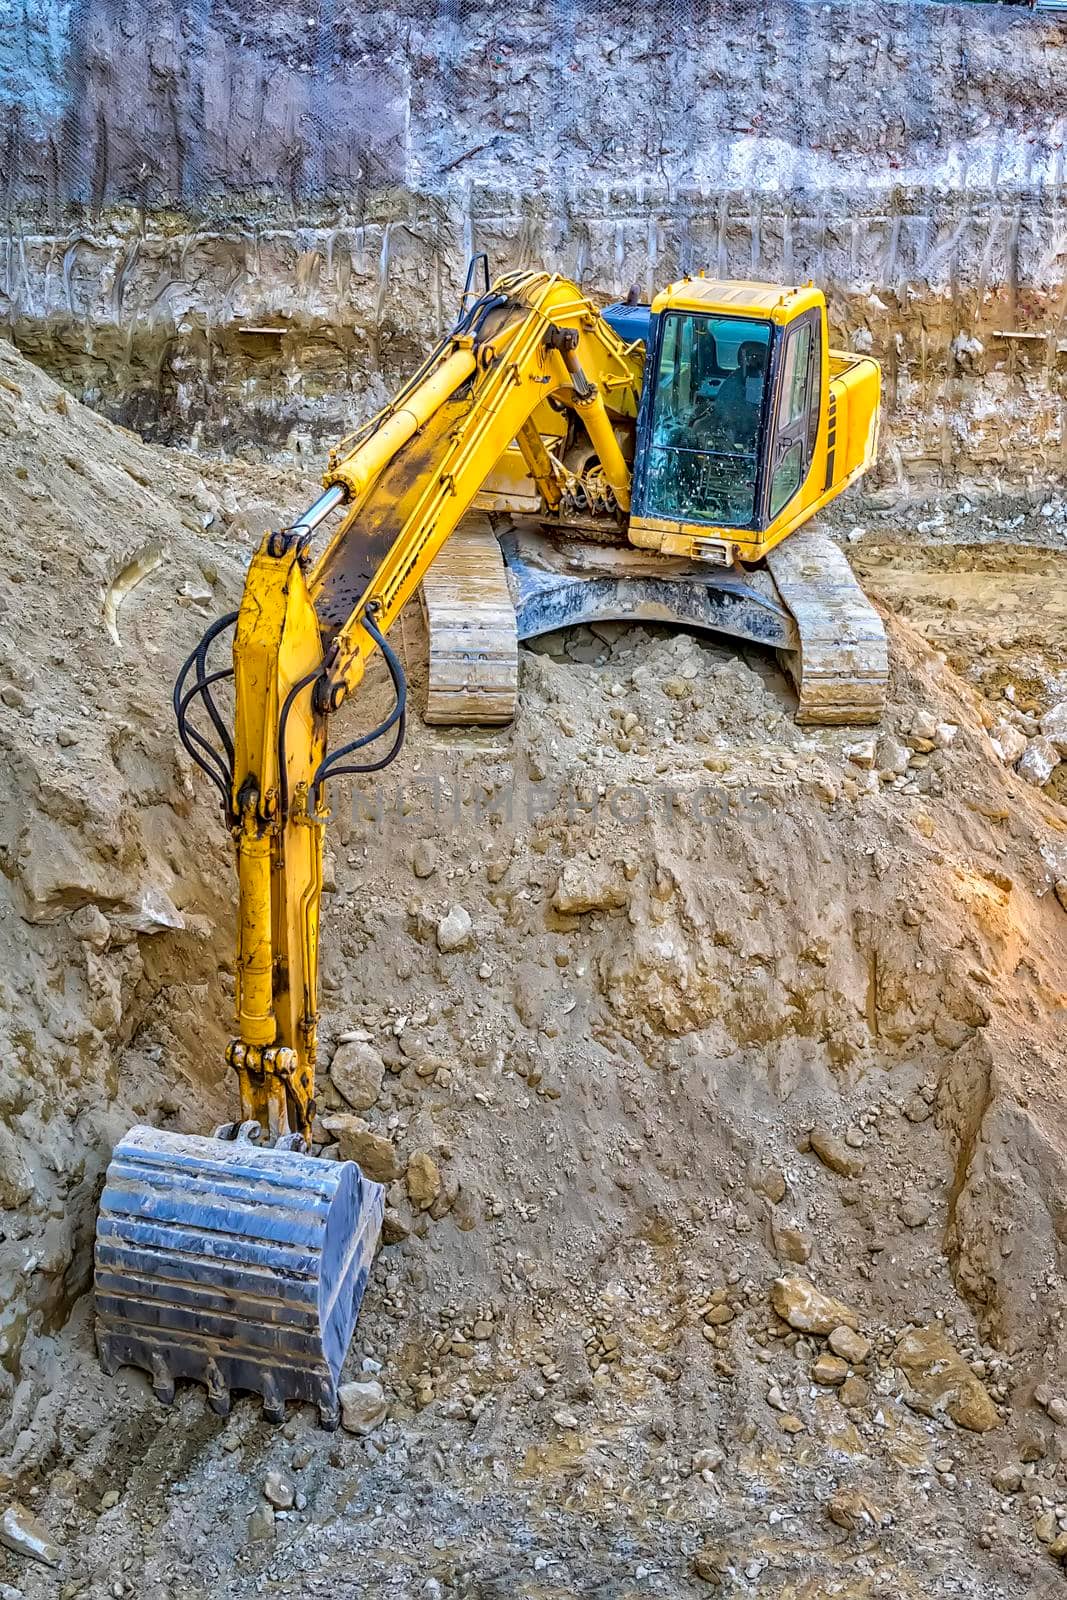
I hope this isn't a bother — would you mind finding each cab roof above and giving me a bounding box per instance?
[652,277,824,323]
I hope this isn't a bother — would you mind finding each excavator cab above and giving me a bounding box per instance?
[626,278,879,568]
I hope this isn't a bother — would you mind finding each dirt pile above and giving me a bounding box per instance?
[0,339,306,1478]
[0,340,1066,1595]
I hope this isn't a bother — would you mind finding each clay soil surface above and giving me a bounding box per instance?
[0,342,1066,1599]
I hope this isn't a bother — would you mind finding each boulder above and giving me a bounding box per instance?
[552,858,629,914]
[770,1276,860,1335]
[329,1039,385,1111]
[1040,701,1067,757]
[1016,736,1059,788]
[339,1378,388,1435]
[893,1325,999,1431]
[405,1150,442,1211]
[989,721,1027,766]
[436,905,473,953]
[319,1115,400,1183]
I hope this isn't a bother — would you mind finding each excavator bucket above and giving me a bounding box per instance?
[94,1125,384,1428]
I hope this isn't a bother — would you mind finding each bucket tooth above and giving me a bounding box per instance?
[261,1376,286,1426]
[150,1353,175,1405]
[94,1125,385,1425]
[205,1359,231,1417]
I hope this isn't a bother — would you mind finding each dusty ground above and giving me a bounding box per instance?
[0,341,1066,1598]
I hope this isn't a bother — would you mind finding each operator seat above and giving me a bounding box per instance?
[712,339,767,448]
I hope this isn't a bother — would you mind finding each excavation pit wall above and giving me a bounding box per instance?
[2,0,1066,496]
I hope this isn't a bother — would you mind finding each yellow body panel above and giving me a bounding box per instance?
[653,276,825,323]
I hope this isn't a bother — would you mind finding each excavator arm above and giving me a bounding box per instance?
[226,270,642,1140]
[92,271,645,1430]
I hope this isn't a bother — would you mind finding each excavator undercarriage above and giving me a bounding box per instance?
[423,516,887,727]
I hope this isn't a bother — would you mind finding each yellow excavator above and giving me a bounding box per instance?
[94,264,884,1427]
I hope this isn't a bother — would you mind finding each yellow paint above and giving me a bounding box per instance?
[229,540,327,1140]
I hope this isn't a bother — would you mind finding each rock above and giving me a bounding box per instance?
[934,722,958,749]
[319,1116,400,1183]
[263,1471,294,1510]
[552,858,629,914]
[1035,1511,1057,1543]
[910,710,938,742]
[772,1222,812,1264]
[380,1205,411,1245]
[329,1039,385,1111]
[838,1375,870,1408]
[412,840,437,878]
[1045,1396,1067,1427]
[754,1165,787,1203]
[1017,736,1059,788]
[1049,1532,1067,1562]
[68,903,111,949]
[813,1353,849,1386]
[826,1487,883,1531]
[1040,701,1067,757]
[692,1546,731,1583]
[246,1504,275,1543]
[100,1489,120,1510]
[899,1194,931,1228]
[115,885,185,934]
[844,736,876,769]
[828,1326,871,1364]
[770,1276,861,1335]
[405,1150,442,1211]
[704,1303,734,1326]
[991,1465,1022,1494]
[552,1410,579,1429]
[989,720,1027,766]
[436,905,473,953]
[893,1325,999,1431]
[1055,879,1067,914]
[778,1413,805,1434]
[339,1379,388,1435]
[808,1127,864,1178]
[0,1504,60,1566]
[691,1446,725,1475]
[875,735,910,778]
[0,1124,33,1210]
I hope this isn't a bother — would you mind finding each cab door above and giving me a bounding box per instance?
[763,311,822,524]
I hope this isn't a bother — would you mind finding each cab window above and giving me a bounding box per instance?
[780,325,811,428]
[644,311,772,530]
[765,315,820,521]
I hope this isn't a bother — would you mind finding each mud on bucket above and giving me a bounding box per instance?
[94,1124,385,1428]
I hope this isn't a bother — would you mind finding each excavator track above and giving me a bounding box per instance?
[95,1125,384,1427]
[764,526,888,725]
[420,518,518,725]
